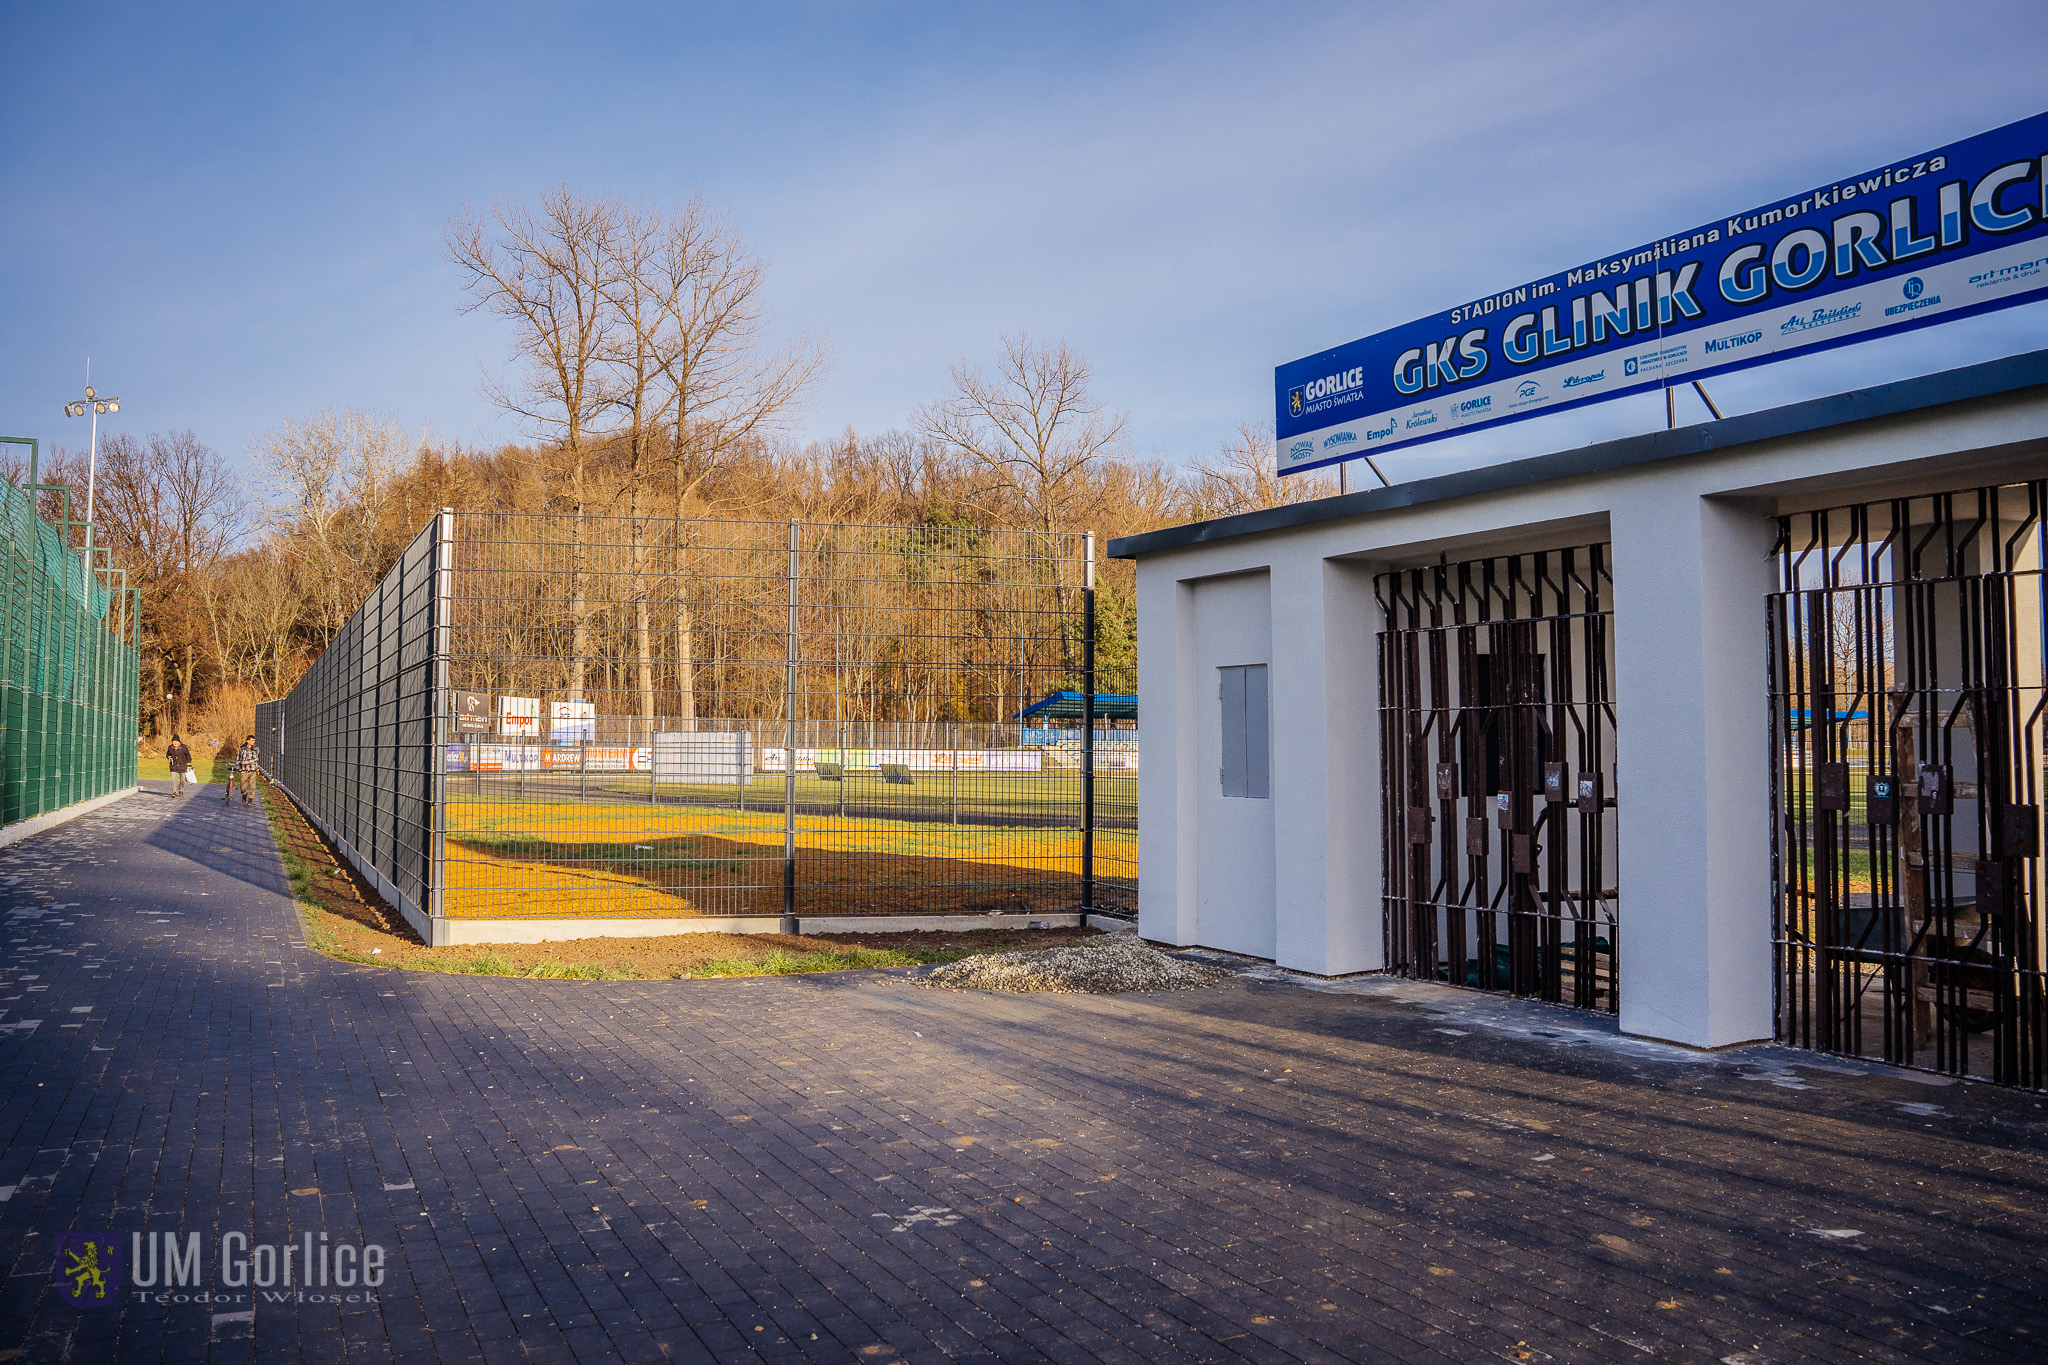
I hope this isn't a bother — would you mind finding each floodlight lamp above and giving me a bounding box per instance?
[106,399,119,412]
[94,402,107,415]
[83,385,95,399]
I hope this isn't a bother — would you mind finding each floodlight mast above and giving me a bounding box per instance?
[62,369,122,600]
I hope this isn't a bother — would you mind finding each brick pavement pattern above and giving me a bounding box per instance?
[1,784,2045,1363]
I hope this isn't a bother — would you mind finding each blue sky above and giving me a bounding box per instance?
[4,1,2045,486]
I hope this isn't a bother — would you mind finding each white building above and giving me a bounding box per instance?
[1112,352,2048,1086]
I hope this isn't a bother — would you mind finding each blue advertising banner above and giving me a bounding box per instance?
[1275,112,2048,475]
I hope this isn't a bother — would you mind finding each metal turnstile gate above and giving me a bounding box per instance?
[1771,480,2047,1087]
[1377,547,1619,1012]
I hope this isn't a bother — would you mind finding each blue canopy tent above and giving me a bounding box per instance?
[1013,692,1139,723]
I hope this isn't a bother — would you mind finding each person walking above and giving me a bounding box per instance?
[165,734,192,798]
[229,735,260,806]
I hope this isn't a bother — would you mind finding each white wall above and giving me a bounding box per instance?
[1187,571,1276,958]
[1127,386,2048,1046]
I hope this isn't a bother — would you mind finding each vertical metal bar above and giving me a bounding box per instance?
[783,519,800,934]
[430,508,453,922]
[1082,533,1097,923]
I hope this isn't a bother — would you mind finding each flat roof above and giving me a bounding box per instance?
[1110,348,2048,559]
[1015,692,1139,721]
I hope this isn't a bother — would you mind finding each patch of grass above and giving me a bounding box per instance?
[682,944,970,979]
[404,951,637,980]
[257,785,321,902]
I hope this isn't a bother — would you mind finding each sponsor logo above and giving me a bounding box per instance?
[1299,367,1366,406]
[1288,386,1304,417]
[1286,439,1314,461]
[1516,380,1540,398]
[1970,256,2048,287]
[1623,343,1689,377]
[1323,431,1356,449]
[1781,302,1863,334]
[1364,419,1399,442]
[1457,396,1491,414]
[1885,275,1940,317]
[56,1234,122,1307]
[1404,408,1437,429]
[1560,369,1605,389]
[1704,330,1763,355]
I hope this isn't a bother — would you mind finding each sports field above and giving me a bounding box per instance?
[442,773,1137,919]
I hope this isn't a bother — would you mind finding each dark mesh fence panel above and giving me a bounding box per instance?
[258,516,441,929]
[258,510,1132,937]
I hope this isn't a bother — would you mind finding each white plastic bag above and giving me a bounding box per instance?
[185,768,200,786]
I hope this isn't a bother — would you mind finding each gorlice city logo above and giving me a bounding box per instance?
[54,1233,122,1307]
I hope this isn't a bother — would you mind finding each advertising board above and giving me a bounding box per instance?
[756,748,1045,773]
[452,690,490,734]
[475,744,540,772]
[549,700,595,746]
[1275,110,2048,475]
[499,696,539,738]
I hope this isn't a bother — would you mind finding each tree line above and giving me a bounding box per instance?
[22,187,1334,746]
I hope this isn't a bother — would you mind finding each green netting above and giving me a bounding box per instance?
[0,478,138,827]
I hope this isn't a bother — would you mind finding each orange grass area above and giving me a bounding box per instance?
[443,798,1136,919]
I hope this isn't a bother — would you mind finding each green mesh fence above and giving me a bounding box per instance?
[0,475,139,827]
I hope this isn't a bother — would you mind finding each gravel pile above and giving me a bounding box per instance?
[918,933,1229,994]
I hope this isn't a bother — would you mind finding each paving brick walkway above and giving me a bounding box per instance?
[2,783,2045,1363]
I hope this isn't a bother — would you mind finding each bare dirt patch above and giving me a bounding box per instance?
[260,779,1109,980]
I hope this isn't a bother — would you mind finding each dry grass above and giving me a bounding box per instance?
[442,797,1136,920]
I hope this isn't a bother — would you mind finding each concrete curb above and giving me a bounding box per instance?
[0,786,139,850]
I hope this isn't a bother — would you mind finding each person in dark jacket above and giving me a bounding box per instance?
[165,735,192,798]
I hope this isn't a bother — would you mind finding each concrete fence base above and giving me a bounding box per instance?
[428,911,1118,946]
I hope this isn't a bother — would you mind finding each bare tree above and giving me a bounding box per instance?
[646,201,824,720]
[61,431,243,734]
[448,188,625,696]
[641,200,827,512]
[198,549,306,698]
[247,407,418,648]
[1186,419,1337,518]
[453,189,827,719]
[915,335,1128,537]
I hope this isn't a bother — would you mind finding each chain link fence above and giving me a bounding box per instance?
[259,510,1133,942]
[2,463,140,828]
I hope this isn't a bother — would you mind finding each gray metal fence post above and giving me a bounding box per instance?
[782,519,800,934]
[950,723,959,825]
[430,508,454,921]
[1081,532,1097,926]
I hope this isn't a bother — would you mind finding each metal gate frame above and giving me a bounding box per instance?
[1377,546,1619,1012]
[1770,479,2047,1087]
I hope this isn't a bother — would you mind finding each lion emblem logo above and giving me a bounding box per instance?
[54,1233,122,1307]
